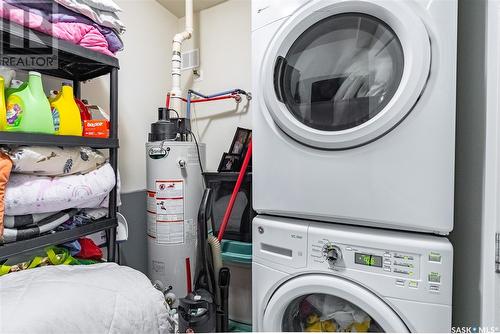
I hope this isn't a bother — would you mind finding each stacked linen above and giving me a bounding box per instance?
[0,146,117,244]
[0,0,124,56]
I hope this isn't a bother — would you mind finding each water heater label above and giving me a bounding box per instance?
[147,191,156,212]
[155,180,185,244]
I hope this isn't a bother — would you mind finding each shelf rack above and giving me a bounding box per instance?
[0,18,120,262]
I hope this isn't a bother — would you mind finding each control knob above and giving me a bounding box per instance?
[323,243,342,265]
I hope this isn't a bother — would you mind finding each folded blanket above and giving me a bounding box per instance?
[4,0,123,52]
[0,0,115,56]
[55,0,125,33]
[4,146,106,176]
[0,153,12,238]
[5,163,116,215]
[4,211,58,228]
[1,210,77,244]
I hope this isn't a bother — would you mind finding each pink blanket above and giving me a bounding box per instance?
[0,1,114,57]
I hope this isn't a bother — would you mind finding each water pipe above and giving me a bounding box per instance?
[170,0,193,117]
[186,88,251,120]
[217,139,252,241]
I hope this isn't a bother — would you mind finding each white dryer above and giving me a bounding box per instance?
[252,215,453,332]
[252,0,457,234]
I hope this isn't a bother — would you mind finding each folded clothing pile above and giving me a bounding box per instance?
[0,146,117,244]
[0,0,125,56]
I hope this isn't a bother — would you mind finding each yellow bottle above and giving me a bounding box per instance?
[49,83,82,136]
[0,76,6,130]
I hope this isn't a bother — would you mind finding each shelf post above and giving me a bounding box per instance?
[73,80,81,99]
[107,68,118,262]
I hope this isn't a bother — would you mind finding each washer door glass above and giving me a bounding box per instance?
[261,275,409,332]
[282,293,384,332]
[274,13,404,132]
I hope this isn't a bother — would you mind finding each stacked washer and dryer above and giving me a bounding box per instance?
[251,0,457,332]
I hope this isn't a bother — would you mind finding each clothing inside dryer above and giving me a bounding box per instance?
[275,13,404,131]
[281,293,384,332]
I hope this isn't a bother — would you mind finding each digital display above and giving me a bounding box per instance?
[355,253,383,267]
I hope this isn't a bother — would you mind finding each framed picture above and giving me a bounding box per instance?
[217,153,241,172]
[229,127,252,155]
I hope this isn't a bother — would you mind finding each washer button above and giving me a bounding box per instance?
[429,253,442,263]
[383,265,391,272]
[428,272,441,283]
[429,284,440,292]
[395,279,405,287]
[409,280,418,288]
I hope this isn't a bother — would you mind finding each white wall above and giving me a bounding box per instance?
[80,0,178,193]
[38,0,250,188]
[178,0,252,171]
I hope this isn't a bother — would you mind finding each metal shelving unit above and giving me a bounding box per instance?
[0,19,120,262]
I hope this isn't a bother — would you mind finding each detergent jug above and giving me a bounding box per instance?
[0,77,6,130]
[5,72,54,134]
[49,83,82,136]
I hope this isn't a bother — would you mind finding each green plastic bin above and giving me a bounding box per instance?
[222,239,252,329]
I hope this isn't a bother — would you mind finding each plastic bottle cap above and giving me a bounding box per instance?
[62,82,72,86]
[28,71,41,77]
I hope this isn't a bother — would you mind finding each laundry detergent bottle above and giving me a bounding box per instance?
[5,71,54,134]
[0,76,6,130]
[49,83,83,136]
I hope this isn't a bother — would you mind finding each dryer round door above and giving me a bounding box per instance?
[262,274,409,332]
[261,0,431,149]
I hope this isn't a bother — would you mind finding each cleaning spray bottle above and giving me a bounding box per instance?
[5,71,54,134]
[49,83,82,136]
[0,77,6,130]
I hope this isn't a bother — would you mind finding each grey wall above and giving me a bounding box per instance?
[118,190,147,274]
[451,0,487,327]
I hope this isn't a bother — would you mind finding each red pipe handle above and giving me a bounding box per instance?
[217,140,252,241]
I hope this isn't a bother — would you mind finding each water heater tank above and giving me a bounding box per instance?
[146,140,205,302]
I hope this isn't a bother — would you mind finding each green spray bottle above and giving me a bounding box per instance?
[5,71,54,134]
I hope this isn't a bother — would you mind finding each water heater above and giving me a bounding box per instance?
[146,108,205,302]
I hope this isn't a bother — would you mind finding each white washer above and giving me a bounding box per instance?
[252,0,457,234]
[252,215,453,332]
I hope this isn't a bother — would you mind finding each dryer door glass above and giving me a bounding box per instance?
[281,293,384,332]
[274,13,404,132]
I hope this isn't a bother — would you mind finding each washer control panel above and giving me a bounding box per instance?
[311,238,421,280]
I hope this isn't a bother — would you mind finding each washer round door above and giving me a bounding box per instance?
[262,275,409,332]
[261,0,431,149]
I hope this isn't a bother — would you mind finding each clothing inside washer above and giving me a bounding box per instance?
[281,293,384,332]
